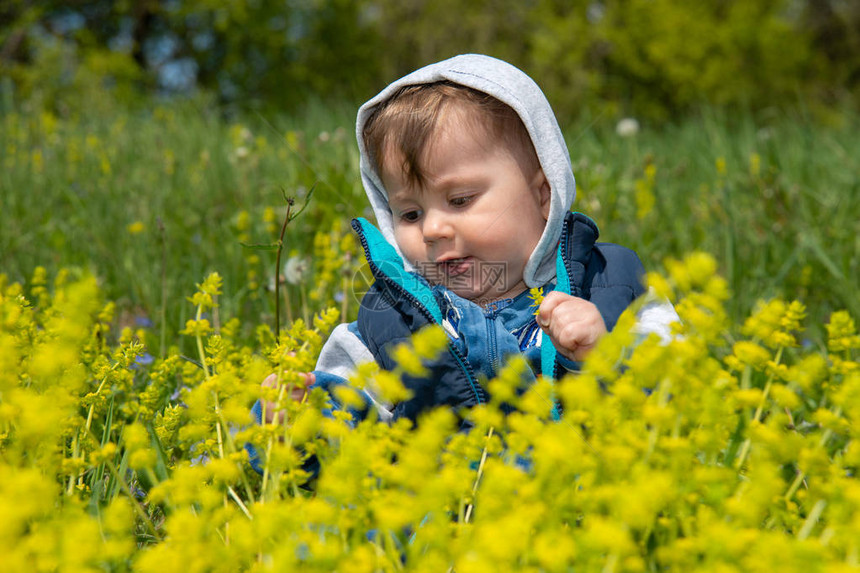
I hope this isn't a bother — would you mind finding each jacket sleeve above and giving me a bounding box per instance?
[315,322,395,423]
[586,242,679,341]
[315,322,374,378]
[632,292,681,344]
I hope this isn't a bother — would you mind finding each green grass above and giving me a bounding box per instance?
[566,107,860,342]
[2,100,858,351]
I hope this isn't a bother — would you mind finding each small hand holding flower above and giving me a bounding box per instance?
[261,371,315,424]
[537,291,607,361]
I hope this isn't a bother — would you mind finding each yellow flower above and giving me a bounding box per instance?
[742,299,804,349]
[263,206,278,235]
[645,271,674,302]
[127,221,145,235]
[731,341,771,370]
[528,286,545,316]
[635,164,657,219]
[769,384,800,410]
[827,310,860,352]
[749,152,761,178]
[372,370,413,404]
[180,318,212,337]
[733,388,764,408]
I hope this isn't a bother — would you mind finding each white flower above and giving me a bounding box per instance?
[757,127,773,141]
[587,2,605,23]
[284,256,310,285]
[616,117,640,138]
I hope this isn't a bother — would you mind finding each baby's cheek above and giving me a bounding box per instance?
[394,231,425,263]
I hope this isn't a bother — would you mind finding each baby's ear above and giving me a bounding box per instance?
[533,169,551,220]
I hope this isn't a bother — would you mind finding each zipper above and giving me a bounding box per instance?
[559,214,576,297]
[352,220,486,405]
[484,307,499,378]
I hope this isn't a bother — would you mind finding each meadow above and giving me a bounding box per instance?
[3,101,858,349]
[2,100,860,570]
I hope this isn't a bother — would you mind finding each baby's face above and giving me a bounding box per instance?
[382,118,550,305]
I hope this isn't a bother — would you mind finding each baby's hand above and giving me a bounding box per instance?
[260,372,315,424]
[537,291,607,361]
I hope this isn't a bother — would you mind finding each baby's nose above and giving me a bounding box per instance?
[422,210,453,242]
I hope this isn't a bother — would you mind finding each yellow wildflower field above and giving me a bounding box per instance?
[2,252,859,571]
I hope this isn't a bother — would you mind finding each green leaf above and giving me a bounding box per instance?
[240,241,280,251]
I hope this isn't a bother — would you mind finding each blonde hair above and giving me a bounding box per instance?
[362,81,539,189]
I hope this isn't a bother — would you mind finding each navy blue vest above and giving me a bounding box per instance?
[351,212,645,424]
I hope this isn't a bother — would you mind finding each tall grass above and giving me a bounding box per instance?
[2,99,363,352]
[2,100,857,348]
[567,107,859,341]
[2,99,860,570]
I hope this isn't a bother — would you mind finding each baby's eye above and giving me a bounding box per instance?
[449,195,474,207]
[399,210,421,223]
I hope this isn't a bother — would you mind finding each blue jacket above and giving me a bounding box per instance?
[352,210,645,424]
[247,210,660,474]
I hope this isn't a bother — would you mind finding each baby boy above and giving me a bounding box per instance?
[260,54,677,427]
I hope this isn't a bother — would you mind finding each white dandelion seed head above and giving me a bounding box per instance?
[616,118,640,138]
[284,256,310,285]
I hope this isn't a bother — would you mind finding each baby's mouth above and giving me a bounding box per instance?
[438,257,472,277]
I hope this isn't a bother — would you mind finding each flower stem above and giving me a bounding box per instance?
[275,200,293,341]
[105,460,160,539]
[464,426,494,523]
[734,347,783,470]
[68,373,112,494]
[228,486,253,520]
[194,305,211,381]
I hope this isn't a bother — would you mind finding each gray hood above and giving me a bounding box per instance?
[355,53,576,287]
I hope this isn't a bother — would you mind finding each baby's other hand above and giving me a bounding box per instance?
[261,371,315,424]
[537,291,607,361]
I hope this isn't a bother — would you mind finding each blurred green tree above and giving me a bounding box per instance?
[0,0,856,119]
